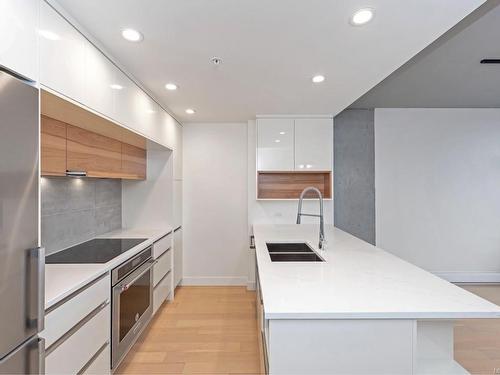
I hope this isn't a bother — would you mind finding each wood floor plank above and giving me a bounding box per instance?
[116,286,262,375]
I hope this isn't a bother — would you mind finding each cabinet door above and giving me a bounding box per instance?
[111,68,135,128]
[39,0,85,102]
[83,42,114,117]
[121,143,146,180]
[257,119,294,171]
[294,118,333,171]
[66,125,122,178]
[41,116,67,176]
[130,89,159,139]
[173,228,183,287]
[0,0,38,80]
[173,123,183,179]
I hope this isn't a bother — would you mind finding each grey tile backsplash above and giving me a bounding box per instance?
[41,177,122,254]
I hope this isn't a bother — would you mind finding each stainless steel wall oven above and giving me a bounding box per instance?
[111,247,154,369]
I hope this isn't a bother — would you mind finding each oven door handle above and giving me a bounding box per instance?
[119,260,155,292]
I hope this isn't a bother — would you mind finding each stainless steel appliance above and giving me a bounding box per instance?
[111,247,154,369]
[0,68,45,374]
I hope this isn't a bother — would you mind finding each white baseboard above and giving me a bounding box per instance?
[434,272,500,283]
[181,276,248,286]
[247,281,256,290]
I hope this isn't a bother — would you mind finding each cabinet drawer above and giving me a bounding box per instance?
[46,304,110,375]
[153,233,172,259]
[44,274,110,347]
[153,273,172,315]
[153,249,172,287]
[81,343,110,375]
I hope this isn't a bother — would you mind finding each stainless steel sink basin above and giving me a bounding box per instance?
[269,253,324,262]
[266,242,314,253]
[266,242,324,262]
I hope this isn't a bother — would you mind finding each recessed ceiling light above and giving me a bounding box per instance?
[38,29,60,41]
[275,139,281,143]
[121,28,143,42]
[350,8,374,26]
[165,83,178,91]
[110,84,123,90]
[312,75,326,83]
[185,108,196,115]
[279,131,286,135]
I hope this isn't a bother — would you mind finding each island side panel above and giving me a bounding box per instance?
[268,319,414,375]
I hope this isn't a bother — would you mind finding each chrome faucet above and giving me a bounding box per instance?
[296,186,326,250]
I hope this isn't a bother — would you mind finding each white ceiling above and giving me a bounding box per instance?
[352,0,500,109]
[55,0,485,122]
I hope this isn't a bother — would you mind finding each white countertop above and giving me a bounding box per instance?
[254,224,500,320]
[45,227,172,310]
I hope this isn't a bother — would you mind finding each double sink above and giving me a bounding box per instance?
[266,242,324,262]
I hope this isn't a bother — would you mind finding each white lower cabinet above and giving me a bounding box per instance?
[153,272,172,315]
[81,344,110,375]
[42,274,111,375]
[153,249,172,287]
[45,305,110,375]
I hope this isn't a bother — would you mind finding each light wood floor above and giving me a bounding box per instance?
[116,285,500,375]
[455,285,500,375]
[116,286,262,374]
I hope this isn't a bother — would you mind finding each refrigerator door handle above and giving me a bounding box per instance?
[27,247,45,333]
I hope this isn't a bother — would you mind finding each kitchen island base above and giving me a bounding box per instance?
[264,319,467,374]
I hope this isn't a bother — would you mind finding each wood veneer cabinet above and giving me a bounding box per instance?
[121,143,147,180]
[41,116,67,176]
[41,116,147,180]
[66,125,123,178]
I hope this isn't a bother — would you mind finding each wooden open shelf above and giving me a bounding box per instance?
[257,171,332,199]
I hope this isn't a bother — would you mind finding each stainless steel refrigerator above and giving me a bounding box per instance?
[0,68,45,374]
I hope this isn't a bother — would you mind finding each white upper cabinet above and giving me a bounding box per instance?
[173,123,183,179]
[39,0,85,102]
[111,68,135,128]
[0,0,38,80]
[257,118,294,171]
[294,118,333,171]
[83,42,114,117]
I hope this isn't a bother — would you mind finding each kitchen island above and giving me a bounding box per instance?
[253,224,500,375]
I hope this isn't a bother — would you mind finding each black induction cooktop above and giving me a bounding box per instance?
[46,238,147,264]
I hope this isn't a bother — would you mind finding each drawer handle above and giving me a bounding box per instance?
[46,300,109,356]
[77,341,109,375]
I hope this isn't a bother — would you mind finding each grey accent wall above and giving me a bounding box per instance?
[334,109,375,245]
[41,177,122,254]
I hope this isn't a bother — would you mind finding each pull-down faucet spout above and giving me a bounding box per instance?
[296,186,326,250]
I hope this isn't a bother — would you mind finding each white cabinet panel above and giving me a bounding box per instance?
[294,118,333,171]
[173,122,183,179]
[173,180,182,229]
[39,0,85,102]
[153,271,172,315]
[81,344,110,375]
[83,42,114,117]
[0,0,38,80]
[173,228,183,287]
[153,249,172,287]
[158,110,177,149]
[45,305,110,375]
[257,119,294,171]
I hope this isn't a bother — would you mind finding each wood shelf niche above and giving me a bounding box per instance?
[257,171,332,199]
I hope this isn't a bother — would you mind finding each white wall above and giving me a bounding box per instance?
[375,108,500,282]
[122,140,173,229]
[183,123,249,285]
